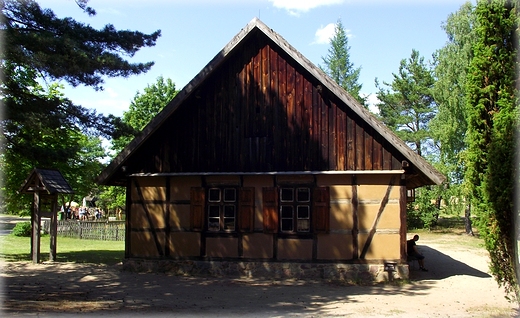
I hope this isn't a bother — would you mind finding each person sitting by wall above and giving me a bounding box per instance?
[407,234,428,272]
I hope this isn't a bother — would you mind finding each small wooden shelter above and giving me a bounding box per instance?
[20,168,74,263]
[98,18,445,280]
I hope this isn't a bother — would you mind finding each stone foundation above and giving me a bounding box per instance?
[122,259,409,283]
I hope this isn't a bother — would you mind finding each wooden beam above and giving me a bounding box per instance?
[49,195,58,261]
[31,192,41,264]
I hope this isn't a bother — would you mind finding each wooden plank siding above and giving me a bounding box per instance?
[124,32,404,176]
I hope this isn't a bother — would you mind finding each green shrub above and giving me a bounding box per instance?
[407,187,439,230]
[12,221,32,237]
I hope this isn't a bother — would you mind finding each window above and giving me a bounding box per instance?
[207,187,237,232]
[279,187,311,233]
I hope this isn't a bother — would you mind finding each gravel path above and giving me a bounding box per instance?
[0,234,518,317]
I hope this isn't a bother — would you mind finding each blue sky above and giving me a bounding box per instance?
[39,0,470,117]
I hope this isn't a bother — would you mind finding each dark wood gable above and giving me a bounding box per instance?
[99,18,445,189]
[123,32,401,172]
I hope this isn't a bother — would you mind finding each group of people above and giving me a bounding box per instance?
[63,206,104,220]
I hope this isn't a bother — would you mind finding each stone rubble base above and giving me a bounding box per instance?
[122,259,410,283]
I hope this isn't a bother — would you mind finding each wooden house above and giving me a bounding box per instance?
[97,18,445,281]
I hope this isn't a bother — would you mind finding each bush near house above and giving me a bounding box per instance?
[12,221,32,237]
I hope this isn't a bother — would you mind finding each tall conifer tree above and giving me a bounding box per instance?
[0,0,160,213]
[321,19,366,106]
[464,0,519,301]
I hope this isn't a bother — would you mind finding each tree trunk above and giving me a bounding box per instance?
[465,202,474,236]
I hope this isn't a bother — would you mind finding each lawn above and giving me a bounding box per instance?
[0,234,124,265]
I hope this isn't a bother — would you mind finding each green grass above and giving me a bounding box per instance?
[0,234,124,265]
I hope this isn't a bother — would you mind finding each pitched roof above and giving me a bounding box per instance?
[19,168,74,195]
[97,18,445,187]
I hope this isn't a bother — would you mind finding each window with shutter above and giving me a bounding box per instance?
[262,186,330,234]
[206,187,238,232]
[190,187,205,231]
[238,187,255,232]
[312,187,330,233]
[262,187,278,233]
[279,187,311,233]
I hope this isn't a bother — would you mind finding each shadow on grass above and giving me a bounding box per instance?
[0,250,124,265]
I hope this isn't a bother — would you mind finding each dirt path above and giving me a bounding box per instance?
[1,234,518,317]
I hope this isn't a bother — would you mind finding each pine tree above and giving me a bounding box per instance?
[375,49,436,157]
[0,0,160,213]
[321,19,366,106]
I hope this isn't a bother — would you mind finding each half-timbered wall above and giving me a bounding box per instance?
[123,30,405,176]
[126,174,404,263]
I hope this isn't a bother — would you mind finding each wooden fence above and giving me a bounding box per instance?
[43,220,125,241]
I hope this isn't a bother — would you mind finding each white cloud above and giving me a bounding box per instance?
[268,0,344,16]
[314,23,335,44]
[313,23,353,45]
[364,93,380,114]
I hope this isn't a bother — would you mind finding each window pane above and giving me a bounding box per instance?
[223,218,235,230]
[297,188,310,202]
[281,219,293,232]
[297,206,309,219]
[297,219,310,232]
[280,206,293,218]
[280,188,294,202]
[208,205,220,218]
[223,188,236,202]
[208,217,220,231]
[208,188,221,202]
[224,205,235,218]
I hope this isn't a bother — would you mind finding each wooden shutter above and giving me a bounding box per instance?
[312,187,330,233]
[190,187,205,231]
[238,187,255,232]
[262,187,278,233]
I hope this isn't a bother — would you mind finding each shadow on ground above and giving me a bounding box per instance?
[1,260,436,317]
[1,245,496,316]
[0,250,124,265]
[408,246,490,281]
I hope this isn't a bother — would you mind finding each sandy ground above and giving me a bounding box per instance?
[0,232,518,317]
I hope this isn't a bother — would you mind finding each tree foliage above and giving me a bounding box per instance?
[321,19,366,106]
[431,2,477,184]
[464,0,519,301]
[375,49,437,157]
[111,76,178,152]
[0,0,160,214]
[98,76,178,214]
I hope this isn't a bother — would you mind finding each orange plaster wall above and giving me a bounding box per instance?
[169,204,190,230]
[317,234,353,260]
[330,198,354,230]
[131,177,167,201]
[130,231,166,257]
[170,232,201,257]
[170,176,201,201]
[242,233,273,259]
[206,237,239,258]
[357,203,400,230]
[357,233,401,260]
[129,203,167,229]
[277,239,313,260]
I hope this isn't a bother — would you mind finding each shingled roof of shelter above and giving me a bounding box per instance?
[19,168,74,195]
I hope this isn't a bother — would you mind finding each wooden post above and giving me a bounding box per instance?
[49,195,58,261]
[32,191,41,264]
[399,174,407,262]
